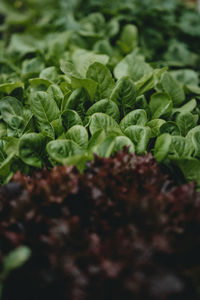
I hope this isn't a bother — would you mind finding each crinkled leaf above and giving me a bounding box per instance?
[114,52,152,81]
[176,112,197,136]
[124,125,151,154]
[86,62,115,100]
[120,109,147,132]
[66,125,88,149]
[89,112,120,135]
[61,109,82,131]
[19,133,47,168]
[46,139,83,164]
[149,92,172,119]
[0,96,25,137]
[0,81,24,95]
[70,77,97,101]
[110,76,137,116]
[146,119,166,138]
[161,72,185,106]
[85,99,120,123]
[160,121,180,136]
[72,49,109,77]
[64,87,89,119]
[169,136,192,159]
[154,133,172,162]
[47,84,64,109]
[30,91,60,132]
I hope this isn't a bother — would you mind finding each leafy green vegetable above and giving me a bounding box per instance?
[110,76,137,116]
[66,125,88,149]
[114,52,152,81]
[176,112,197,136]
[86,62,115,100]
[154,133,172,162]
[124,125,151,154]
[120,109,147,132]
[46,139,83,164]
[161,72,185,107]
[89,113,120,135]
[85,99,120,123]
[30,91,60,135]
[0,0,199,186]
[149,92,172,119]
[19,133,47,168]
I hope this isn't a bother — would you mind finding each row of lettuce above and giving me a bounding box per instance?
[0,0,200,185]
[0,50,200,184]
[1,153,200,299]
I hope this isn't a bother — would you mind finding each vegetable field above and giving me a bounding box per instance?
[0,0,200,299]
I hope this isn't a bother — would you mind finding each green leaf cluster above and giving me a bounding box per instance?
[0,0,199,185]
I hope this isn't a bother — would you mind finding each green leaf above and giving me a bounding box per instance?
[0,140,7,163]
[160,121,180,136]
[60,60,81,78]
[134,95,148,110]
[114,52,152,81]
[176,112,197,136]
[170,69,199,86]
[95,134,135,158]
[89,112,120,135]
[2,246,31,279]
[169,136,192,159]
[61,154,92,172]
[120,109,147,132]
[30,91,60,132]
[29,78,52,90]
[86,62,115,100]
[146,119,166,138]
[61,90,72,112]
[161,72,185,106]
[154,133,172,162]
[174,158,200,185]
[8,34,38,57]
[51,118,64,138]
[136,68,167,96]
[149,92,172,119]
[172,99,196,116]
[22,57,45,78]
[0,81,24,94]
[118,24,138,54]
[95,135,116,157]
[114,136,135,153]
[185,85,200,95]
[85,99,120,123]
[46,139,83,164]
[124,125,151,154]
[61,109,82,130]
[186,126,200,154]
[70,76,97,101]
[0,96,25,137]
[47,84,64,109]
[64,87,89,119]
[87,129,106,153]
[0,122,7,138]
[66,125,88,149]
[192,131,200,158]
[19,133,47,168]
[110,76,137,116]
[39,66,58,83]
[23,108,34,134]
[4,137,19,156]
[72,49,109,77]
[0,152,15,184]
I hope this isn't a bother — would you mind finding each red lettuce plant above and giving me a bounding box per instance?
[0,151,200,300]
